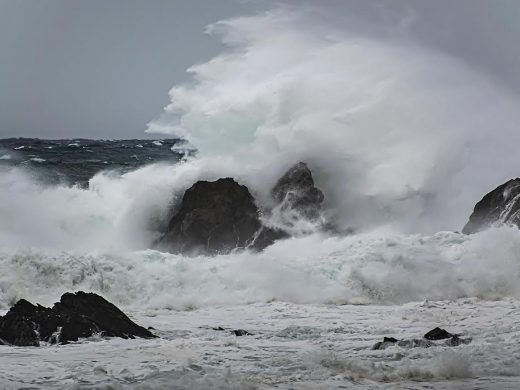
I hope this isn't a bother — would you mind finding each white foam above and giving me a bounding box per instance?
[2,226,520,311]
[146,8,520,234]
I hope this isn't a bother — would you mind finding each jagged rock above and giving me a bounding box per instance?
[424,327,453,340]
[372,328,472,351]
[463,178,520,234]
[271,162,324,221]
[156,178,263,254]
[0,292,155,346]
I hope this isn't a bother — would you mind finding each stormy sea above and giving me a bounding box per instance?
[3,8,520,390]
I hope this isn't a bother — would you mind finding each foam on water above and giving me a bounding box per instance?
[2,226,520,311]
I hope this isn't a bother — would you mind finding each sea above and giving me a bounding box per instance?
[4,5,520,389]
[0,137,519,389]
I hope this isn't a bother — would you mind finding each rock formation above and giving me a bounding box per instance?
[0,291,155,346]
[250,162,324,249]
[462,178,520,234]
[156,162,325,255]
[156,178,264,254]
[271,162,324,222]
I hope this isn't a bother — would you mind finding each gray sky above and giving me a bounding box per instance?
[1,0,520,139]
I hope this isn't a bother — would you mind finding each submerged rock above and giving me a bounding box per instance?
[445,335,472,347]
[372,327,471,350]
[156,178,263,255]
[0,291,155,346]
[231,329,252,336]
[397,339,433,349]
[462,178,520,234]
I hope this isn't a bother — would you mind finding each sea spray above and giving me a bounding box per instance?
[148,8,520,234]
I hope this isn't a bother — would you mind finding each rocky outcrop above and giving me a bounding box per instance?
[156,163,325,255]
[0,291,155,346]
[463,178,520,234]
[271,162,324,222]
[156,178,264,254]
[250,162,324,249]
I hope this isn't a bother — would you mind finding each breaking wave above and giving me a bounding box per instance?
[2,226,520,310]
[2,7,520,309]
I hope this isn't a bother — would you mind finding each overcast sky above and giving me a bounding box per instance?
[1,0,520,139]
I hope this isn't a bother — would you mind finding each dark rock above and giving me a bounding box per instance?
[463,178,520,234]
[156,178,263,255]
[0,292,155,346]
[271,162,324,221]
[55,291,155,340]
[212,326,225,331]
[373,331,472,351]
[231,329,252,336]
[424,327,453,340]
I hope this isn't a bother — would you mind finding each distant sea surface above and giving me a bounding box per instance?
[0,138,187,186]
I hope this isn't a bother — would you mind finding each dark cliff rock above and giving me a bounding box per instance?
[463,178,520,234]
[156,178,264,254]
[271,162,324,221]
[0,291,155,346]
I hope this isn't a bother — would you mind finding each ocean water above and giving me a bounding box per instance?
[1,139,520,389]
[4,7,520,389]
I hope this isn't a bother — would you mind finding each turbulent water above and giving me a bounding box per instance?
[0,138,189,186]
[3,6,520,390]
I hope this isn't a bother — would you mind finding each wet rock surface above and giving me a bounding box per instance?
[157,178,264,255]
[463,178,520,234]
[271,162,324,221]
[424,326,453,340]
[372,327,471,350]
[0,291,155,346]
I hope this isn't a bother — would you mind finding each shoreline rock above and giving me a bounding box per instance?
[372,327,472,350]
[0,291,156,346]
